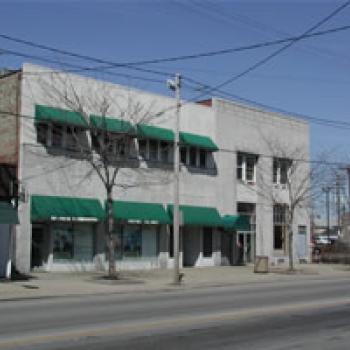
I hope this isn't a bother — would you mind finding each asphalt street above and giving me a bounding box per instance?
[0,277,350,349]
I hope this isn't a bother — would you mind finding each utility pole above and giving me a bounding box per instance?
[336,174,341,236]
[167,73,182,284]
[323,186,331,240]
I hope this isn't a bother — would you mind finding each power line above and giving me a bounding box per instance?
[182,76,350,130]
[1,24,350,76]
[189,0,350,98]
[0,47,166,85]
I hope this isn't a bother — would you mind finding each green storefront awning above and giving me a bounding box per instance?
[137,124,175,142]
[112,201,171,224]
[168,205,222,227]
[90,115,135,134]
[31,195,105,221]
[35,105,88,127]
[0,202,19,224]
[222,215,251,231]
[180,132,218,151]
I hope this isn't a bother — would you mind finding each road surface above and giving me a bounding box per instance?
[0,276,350,349]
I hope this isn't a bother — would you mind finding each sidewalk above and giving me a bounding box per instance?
[1,264,350,301]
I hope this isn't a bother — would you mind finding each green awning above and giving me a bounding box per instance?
[0,202,19,224]
[137,124,175,142]
[35,105,88,127]
[168,205,222,227]
[113,201,170,224]
[31,195,105,221]
[90,115,135,134]
[222,215,251,231]
[180,132,218,151]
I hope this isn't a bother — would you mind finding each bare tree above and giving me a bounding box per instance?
[30,72,171,277]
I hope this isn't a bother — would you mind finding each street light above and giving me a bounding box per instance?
[167,73,181,284]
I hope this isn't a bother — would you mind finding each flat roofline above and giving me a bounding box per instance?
[20,63,212,113]
[212,96,309,126]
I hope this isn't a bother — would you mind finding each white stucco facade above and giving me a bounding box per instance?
[12,63,310,273]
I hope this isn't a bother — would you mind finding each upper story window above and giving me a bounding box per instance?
[92,131,130,159]
[237,152,258,183]
[273,158,292,185]
[36,122,85,151]
[138,139,172,163]
[179,146,214,170]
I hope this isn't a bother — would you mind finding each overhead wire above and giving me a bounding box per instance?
[187,0,350,99]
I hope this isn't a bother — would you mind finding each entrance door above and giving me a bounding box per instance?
[183,228,200,267]
[31,226,44,268]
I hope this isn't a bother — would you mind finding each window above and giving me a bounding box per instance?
[66,126,83,151]
[160,141,170,163]
[52,224,94,261]
[109,225,158,259]
[199,149,207,169]
[237,154,243,180]
[123,225,142,258]
[169,226,174,258]
[138,139,147,159]
[273,204,287,251]
[189,147,197,167]
[180,146,187,164]
[36,123,49,145]
[203,227,213,257]
[149,140,158,161]
[237,153,258,183]
[273,158,291,185]
[52,124,63,147]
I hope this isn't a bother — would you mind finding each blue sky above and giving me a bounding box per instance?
[1,0,350,166]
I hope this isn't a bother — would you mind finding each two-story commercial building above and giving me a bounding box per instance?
[0,63,311,273]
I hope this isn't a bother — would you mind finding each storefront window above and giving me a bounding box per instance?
[53,228,73,260]
[52,224,94,261]
[108,225,158,259]
[123,225,142,258]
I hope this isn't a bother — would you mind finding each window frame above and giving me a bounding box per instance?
[236,152,257,183]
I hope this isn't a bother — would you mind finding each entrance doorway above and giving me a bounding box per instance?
[31,226,44,268]
[237,232,252,265]
[221,231,233,265]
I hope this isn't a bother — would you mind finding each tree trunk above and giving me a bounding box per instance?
[288,209,294,271]
[106,186,116,277]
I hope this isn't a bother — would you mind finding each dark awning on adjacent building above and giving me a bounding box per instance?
[35,105,88,127]
[112,200,171,224]
[31,195,105,221]
[0,202,19,224]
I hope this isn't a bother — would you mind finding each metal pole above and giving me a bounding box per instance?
[336,174,341,235]
[172,74,181,284]
[326,188,330,240]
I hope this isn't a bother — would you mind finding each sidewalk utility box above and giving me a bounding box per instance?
[254,256,269,273]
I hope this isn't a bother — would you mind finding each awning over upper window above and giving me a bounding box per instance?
[31,195,105,221]
[0,202,19,224]
[112,200,171,224]
[168,205,222,227]
[221,215,250,231]
[180,132,218,151]
[137,124,175,142]
[90,115,135,134]
[35,105,88,127]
